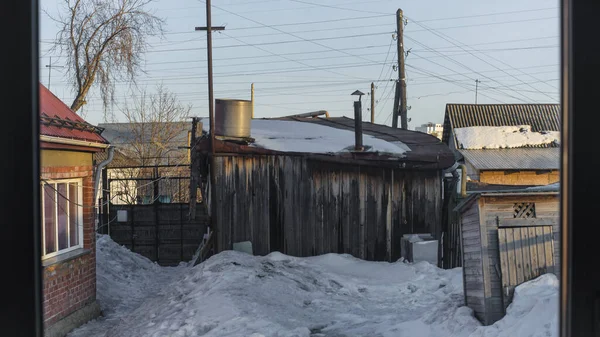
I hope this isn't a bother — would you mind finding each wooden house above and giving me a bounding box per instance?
[455,183,559,325]
[442,104,560,186]
[193,116,456,264]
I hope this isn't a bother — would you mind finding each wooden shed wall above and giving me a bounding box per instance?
[460,200,485,322]
[213,155,443,262]
[480,194,559,324]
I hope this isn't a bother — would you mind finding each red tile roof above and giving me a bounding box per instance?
[40,84,108,144]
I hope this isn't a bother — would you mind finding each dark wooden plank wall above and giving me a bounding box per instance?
[213,155,442,262]
[109,203,207,265]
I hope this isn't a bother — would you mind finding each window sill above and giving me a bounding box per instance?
[42,248,91,268]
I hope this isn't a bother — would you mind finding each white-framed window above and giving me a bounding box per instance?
[41,179,84,259]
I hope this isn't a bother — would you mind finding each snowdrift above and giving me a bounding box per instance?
[70,235,559,337]
[103,251,480,336]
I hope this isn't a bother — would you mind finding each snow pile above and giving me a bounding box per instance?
[469,274,559,337]
[454,125,560,149]
[102,251,481,337]
[67,235,188,337]
[69,235,558,337]
[202,119,410,156]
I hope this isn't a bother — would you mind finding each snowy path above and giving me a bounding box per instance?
[67,235,189,337]
[68,236,558,337]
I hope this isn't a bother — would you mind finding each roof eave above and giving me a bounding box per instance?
[40,134,110,149]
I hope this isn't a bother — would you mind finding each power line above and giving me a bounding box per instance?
[403,34,539,102]
[406,16,557,33]
[146,31,392,53]
[209,2,380,65]
[404,15,556,102]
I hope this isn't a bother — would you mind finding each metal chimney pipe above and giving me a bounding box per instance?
[354,101,364,151]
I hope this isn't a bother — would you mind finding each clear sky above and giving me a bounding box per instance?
[38,0,560,129]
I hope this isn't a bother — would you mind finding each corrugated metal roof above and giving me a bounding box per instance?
[459,148,560,170]
[442,104,560,146]
[40,84,108,144]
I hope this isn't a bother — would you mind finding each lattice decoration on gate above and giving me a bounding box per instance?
[513,202,536,218]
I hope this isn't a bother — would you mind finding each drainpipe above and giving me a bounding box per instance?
[94,146,115,231]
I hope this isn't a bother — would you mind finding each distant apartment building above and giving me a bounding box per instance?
[415,123,443,139]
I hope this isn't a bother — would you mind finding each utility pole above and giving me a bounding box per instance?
[45,56,63,91]
[395,9,408,130]
[195,0,225,253]
[251,83,255,118]
[475,79,481,104]
[370,82,375,123]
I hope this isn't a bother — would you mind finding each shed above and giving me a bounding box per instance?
[455,183,559,325]
[194,117,455,263]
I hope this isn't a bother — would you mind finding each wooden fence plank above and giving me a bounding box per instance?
[535,226,546,274]
[528,226,539,278]
[513,228,524,285]
[506,228,517,287]
[498,228,510,311]
[543,226,555,274]
[520,227,532,281]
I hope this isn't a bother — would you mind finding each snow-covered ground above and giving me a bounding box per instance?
[69,235,558,337]
[67,235,188,337]
[454,125,560,149]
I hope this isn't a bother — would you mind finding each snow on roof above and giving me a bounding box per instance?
[454,125,560,150]
[202,119,410,156]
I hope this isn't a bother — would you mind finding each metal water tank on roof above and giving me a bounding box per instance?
[215,99,252,138]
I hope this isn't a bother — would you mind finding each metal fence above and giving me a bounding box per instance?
[98,165,207,266]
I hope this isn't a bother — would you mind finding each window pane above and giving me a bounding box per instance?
[57,183,68,250]
[43,184,56,255]
[69,183,79,247]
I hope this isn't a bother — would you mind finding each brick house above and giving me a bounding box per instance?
[39,84,110,337]
[442,104,560,187]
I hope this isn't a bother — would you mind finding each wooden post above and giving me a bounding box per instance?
[398,9,408,129]
[154,166,160,263]
[371,82,375,123]
[251,83,255,119]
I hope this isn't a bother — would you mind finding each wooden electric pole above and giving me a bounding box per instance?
[392,9,407,129]
[251,83,255,118]
[371,82,375,123]
[195,0,225,253]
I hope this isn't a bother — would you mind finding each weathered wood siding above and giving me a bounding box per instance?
[213,155,442,262]
[480,194,559,324]
[498,224,555,310]
[460,200,485,322]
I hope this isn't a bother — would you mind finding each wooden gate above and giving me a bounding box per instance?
[498,223,555,309]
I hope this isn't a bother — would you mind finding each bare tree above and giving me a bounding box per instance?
[108,84,193,205]
[50,0,164,113]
